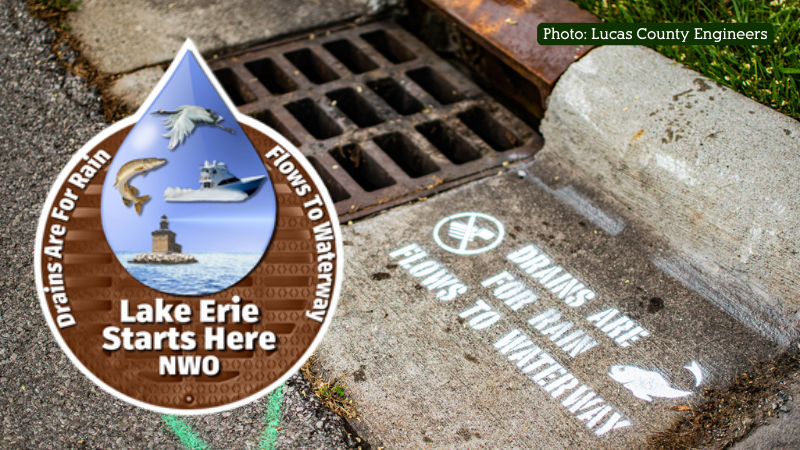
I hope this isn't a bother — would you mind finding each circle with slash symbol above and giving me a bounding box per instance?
[433,212,505,255]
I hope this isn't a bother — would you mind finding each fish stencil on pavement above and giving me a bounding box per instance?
[608,365,694,402]
[316,169,780,449]
[685,360,705,386]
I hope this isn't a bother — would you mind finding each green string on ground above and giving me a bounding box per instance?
[162,414,210,450]
[258,383,285,450]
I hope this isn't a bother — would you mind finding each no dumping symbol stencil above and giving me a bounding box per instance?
[34,40,343,414]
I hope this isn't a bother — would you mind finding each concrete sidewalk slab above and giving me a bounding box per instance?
[108,66,164,110]
[316,167,779,449]
[70,0,372,75]
[540,46,800,347]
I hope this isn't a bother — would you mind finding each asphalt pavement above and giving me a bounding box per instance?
[0,2,145,448]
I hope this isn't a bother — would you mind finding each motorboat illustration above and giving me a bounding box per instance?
[164,160,266,202]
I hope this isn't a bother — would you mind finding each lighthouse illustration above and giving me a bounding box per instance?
[151,215,182,254]
[129,215,197,265]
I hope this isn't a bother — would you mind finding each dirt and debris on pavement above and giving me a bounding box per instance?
[649,347,800,449]
[26,0,133,123]
[301,355,358,420]
[277,371,362,450]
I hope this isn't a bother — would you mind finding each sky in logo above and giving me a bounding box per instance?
[101,51,276,254]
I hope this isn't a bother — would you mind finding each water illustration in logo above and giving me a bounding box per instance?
[101,50,276,296]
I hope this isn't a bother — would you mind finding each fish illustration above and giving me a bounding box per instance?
[113,158,167,214]
[609,365,693,402]
[684,360,704,387]
[152,106,234,149]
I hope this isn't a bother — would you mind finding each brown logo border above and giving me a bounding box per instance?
[34,41,343,415]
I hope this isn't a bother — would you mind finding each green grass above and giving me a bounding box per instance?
[33,0,80,12]
[573,0,800,120]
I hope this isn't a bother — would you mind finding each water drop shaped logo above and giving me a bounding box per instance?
[34,39,343,414]
[101,50,276,296]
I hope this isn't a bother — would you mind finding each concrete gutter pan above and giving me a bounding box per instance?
[317,165,780,448]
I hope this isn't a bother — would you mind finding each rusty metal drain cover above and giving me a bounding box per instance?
[209,20,542,220]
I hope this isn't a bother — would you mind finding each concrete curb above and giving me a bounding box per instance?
[538,45,800,346]
[69,0,373,75]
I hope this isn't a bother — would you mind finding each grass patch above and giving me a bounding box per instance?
[33,0,80,13]
[574,0,800,120]
[300,355,357,419]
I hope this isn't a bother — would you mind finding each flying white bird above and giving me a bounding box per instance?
[153,105,234,149]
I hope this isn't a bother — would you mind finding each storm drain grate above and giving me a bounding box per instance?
[210,20,542,219]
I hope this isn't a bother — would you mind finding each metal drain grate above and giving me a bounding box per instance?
[209,20,542,219]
